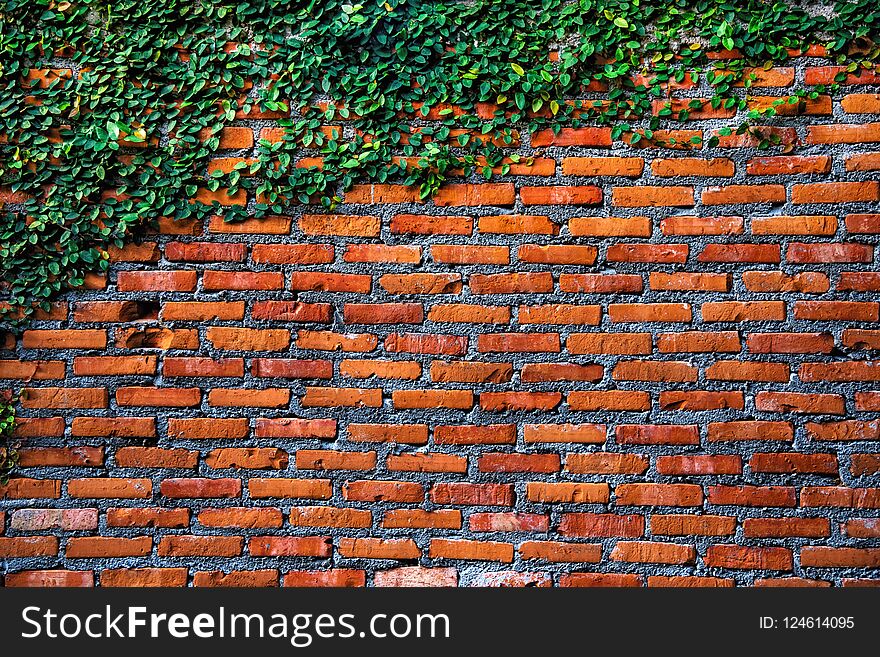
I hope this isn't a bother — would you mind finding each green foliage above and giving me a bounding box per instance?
[1,0,879,323]
[0,391,18,484]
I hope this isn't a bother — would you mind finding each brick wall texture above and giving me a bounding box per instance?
[2,55,880,588]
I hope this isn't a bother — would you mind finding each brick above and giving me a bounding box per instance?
[747,156,831,175]
[651,515,736,536]
[742,271,829,293]
[752,215,837,235]
[249,479,332,499]
[531,127,612,147]
[436,424,516,445]
[115,447,196,469]
[705,545,793,571]
[383,509,461,529]
[607,244,688,264]
[708,421,794,442]
[208,215,290,235]
[703,184,785,205]
[117,270,197,292]
[193,571,279,588]
[613,186,694,207]
[661,215,743,235]
[800,487,880,508]
[157,536,243,557]
[167,418,250,439]
[18,446,104,467]
[162,301,244,321]
[743,518,830,538]
[616,424,699,445]
[386,332,468,355]
[520,185,602,205]
[657,330,739,352]
[300,387,381,408]
[650,273,730,292]
[74,301,158,322]
[656,455,742,475]
[755,392,844,415]
[649,576,734,588]
[795,301,878,322]
[373,567,457,587]
[477,332,560,353]
[706,361,790,382]
[565,453,648,474]
[652,157,734,177]
[22,330,106,350]
[347,423,427,444]
[11,509,98,531]
[107,508,189,528]
[806,123,880,144]
[68,478,151,498]
[67,537,152,558]
[559,573,643,587]
[165,241,245,262]
[116,386,200,407]
[559,514,644,538]
[299,214,380,236]
[747,332,834,354]
[478,453,560,473]
[801,548,880,568]
[295,449,377,471]
[160,478,241,498]
[698,244,780,263]
[164,357,244,378]
[431,483,513,506]
[430,538,513,562]
[609,303,691,323]
[611,541,695,565]
[708,485,796,507]
[283,570,366,587]
[518,244,596,263]
[5,571,93,587]
[788,243,873,263]
[521,363,603,382]
[434,184,515,206]
[568,333,652,355]
[793,181,879,204]
[392,214,472,235]
[519,541,601,563]
[807,420,880,441]
[615,484,702,507]
[469,512,548,532]
[252,243,333,263]
[560,274,643,293]
[431,245,508,265]
[562,157,643,176]
[207,327,290,351]
[471,272,552,294]
[116,327,198,350]
[568,390,651,412]
[526,482,609,504]
[427,304,509,324]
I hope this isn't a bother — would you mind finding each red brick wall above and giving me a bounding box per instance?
[2,55,880,588]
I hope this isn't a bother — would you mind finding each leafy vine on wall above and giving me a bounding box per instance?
[0,0,878,328]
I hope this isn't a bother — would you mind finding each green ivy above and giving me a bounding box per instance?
[0,391,17,484]
[1,0,879,325]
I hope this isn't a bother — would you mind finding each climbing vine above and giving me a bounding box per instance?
[1,0,879,326]
[0,391,18,484]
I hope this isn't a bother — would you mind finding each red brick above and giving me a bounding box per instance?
[705,545,793,571]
